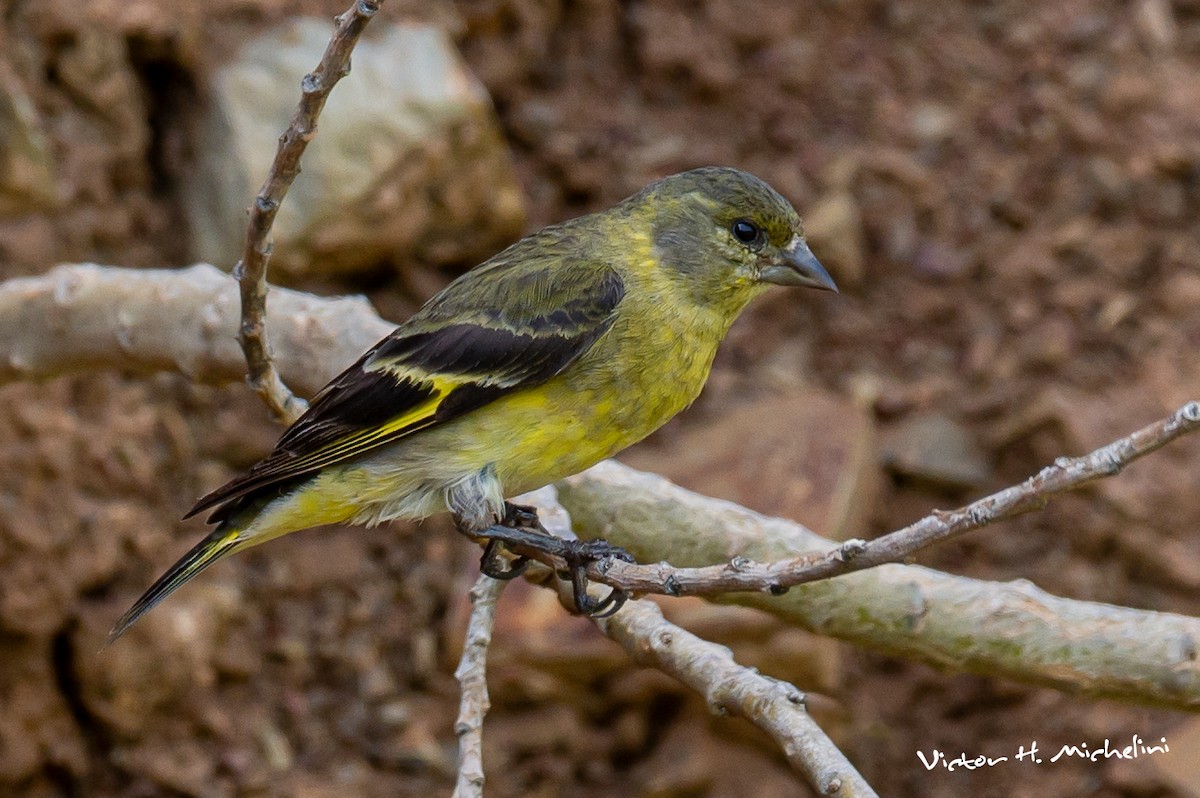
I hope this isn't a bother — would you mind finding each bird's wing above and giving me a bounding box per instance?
[187,238,625,522]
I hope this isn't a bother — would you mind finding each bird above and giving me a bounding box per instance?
[109,166,837,642]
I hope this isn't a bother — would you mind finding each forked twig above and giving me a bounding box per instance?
[234,0,383,423]
[598,599,876,797]
[527,489,876,796]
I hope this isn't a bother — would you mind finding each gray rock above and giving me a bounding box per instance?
[881,412,991,491]
[184,19,525,278]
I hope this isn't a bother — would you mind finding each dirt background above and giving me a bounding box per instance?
[2,0,1199,796]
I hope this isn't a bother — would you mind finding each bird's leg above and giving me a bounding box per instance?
[474,506,635,616]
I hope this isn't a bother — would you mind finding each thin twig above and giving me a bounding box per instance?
[235,0,383,423]
[506,403,1200,597]
[527,488,876,796]
[599,600,876,797]
[452,575,506,798]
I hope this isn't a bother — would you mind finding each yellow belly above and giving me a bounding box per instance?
[453,362,706,495]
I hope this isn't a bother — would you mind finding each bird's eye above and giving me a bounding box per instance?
[731,219,763,248]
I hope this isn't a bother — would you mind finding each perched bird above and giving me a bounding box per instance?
[110,166,836,641]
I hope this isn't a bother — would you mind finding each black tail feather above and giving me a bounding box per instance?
[106,526,241,646]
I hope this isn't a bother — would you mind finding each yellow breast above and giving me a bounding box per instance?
[449,257,742,496]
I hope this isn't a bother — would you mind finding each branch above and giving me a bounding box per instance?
[524,488,876,796]
[577,402,1200,596]
[0,263,391,394]
[559,460,1200,709]
[234,0,383,423]
[452,575,506,798]
[4,264,1199,706]
[600,600,874,796]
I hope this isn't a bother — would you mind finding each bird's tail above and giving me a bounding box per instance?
[106,525,242,645]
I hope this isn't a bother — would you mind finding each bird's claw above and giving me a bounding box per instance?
[475,507,633,617]
[561,538,632,618]
[479,538,529,580]
[568,565,628,618]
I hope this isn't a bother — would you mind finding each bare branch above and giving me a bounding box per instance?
[525,487,876,796]
[234,0,383,423]
[573,402,1200,597]
[0,263,391,394]
[600,599,875,797]
[452,575,506,798]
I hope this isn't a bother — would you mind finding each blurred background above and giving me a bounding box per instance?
[1,0,1199,795]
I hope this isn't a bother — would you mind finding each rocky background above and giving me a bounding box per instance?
[1,0,1199,796]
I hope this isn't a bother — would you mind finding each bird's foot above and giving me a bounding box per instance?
[563,540,632,618]
[475,506,634,617]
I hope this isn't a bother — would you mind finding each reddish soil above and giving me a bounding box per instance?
[1,1,1198,796]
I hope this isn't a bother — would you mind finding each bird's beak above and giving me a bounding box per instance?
[760,237,839,292]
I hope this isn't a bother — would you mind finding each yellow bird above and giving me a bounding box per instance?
[110,167,836,641]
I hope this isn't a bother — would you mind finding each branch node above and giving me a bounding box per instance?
[663,573,682,597]
[768,582,789,596]
[783,685,806,705]
[836,539,867,561]
[728,555,753,571]
[704,690,732,716]
[821,776,844,795]
[1183,401,1200,422]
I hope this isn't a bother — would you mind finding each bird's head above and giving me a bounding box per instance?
[631,167,837,312]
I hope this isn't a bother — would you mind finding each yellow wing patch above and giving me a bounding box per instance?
[263,378,455,477]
